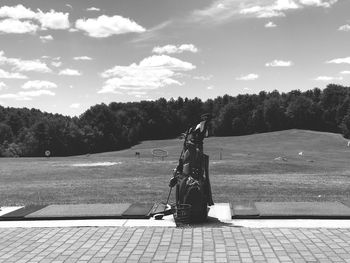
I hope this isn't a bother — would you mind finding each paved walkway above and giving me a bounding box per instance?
[1,226,350,263]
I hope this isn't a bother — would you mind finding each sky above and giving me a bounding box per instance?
[0,0,350,116]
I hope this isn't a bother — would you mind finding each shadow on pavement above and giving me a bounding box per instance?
[176,216,235,228]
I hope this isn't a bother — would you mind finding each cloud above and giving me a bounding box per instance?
[70,103,81,108]
[2,53,49,76]
[240,0,300,18]
[340,71,350,74]
[265,59,293,67]
[265,21,277,28]
[75,15,145,38]
[0,19,38,34]
[314,76,343,81]
[236,73,259,80]
[152,44,199,54]
[0,81,6,90]
[51,61,62,68]
[0,51,52,72]
[86,7,100,12]
[13,60,51,73]
[99,55,195,93]
[338,24,350,32]
[131,20,172,43]
[59,68,81,76]
[0,90,55,100]
[73,56,93,61]
[207,86,214,90]
[326,57,350,64]
[40,35,53,42]
[127,91,147,98]
[22,80,57,89]
[0,4,37,19]
[0,69,28,79]
[299,0,338,8]
[0,5,70,31]
[36,9,70,30]
[193,75,213,81]
[190,0,338,24]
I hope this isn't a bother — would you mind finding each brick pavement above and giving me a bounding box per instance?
[1,226,350,263]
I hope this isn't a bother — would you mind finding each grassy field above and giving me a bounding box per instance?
[1,129,350,206]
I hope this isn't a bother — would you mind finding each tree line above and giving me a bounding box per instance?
[1,84,350,157]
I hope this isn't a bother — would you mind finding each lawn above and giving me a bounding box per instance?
[1,129,350,206]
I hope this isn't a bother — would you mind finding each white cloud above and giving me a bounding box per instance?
[99,55,195,93]
[299,0,338,8]
[0,5,70,32]
[70,103,81,108]
[69,28,79,33]
[73,56,93,61]
[12,59,51,73]
[326,57,350,64]
[191,0,338,23]
[127,91,147,97]
[75,15,145,38]
[131,20,171,43]
[240,2,295,18]
[236,73,259,80]
[40,35,53,42]
[0,19,38,34]
[314,76,343,81]
[22,80,57,89]
[0,69,27,79]
[87,7,100,12]
[265,21,277,28]
[0,89,55,100]
[20,90,55,97]
[51,61,62,67]
[0,4,37,20]
[36,9,70,30]
[152,44,198,54]
[207,86,214,90]
[0,51,51,73]
[0,81,6,90]
[338,24,350,32]
[193,75,213,81]
[265,59,293,67]
[59,68,81,76]
[340,71,350,74]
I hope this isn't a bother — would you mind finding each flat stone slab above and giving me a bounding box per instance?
[231,202,260,219]
[26,203,131,219]
[208,203,232,221]
[1,205,47,220]
[122,203,154,219]
[0,207,23,217]
[341,201,350,208]
[255,202,350,219]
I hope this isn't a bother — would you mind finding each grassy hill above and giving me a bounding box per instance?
[1,129,350,205]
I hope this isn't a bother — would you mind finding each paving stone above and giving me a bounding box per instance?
[1,226,350,262]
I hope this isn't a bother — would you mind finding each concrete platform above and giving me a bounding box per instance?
[255,201,350,219]
[26,203,131,219]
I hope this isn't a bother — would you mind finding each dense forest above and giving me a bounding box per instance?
[1,84,350,157]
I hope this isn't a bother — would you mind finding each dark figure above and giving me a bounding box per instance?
[169,114,214,222]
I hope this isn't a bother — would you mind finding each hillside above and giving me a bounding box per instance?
[0,129,349,205]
